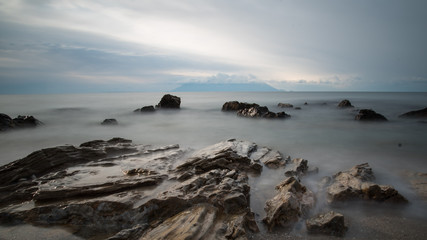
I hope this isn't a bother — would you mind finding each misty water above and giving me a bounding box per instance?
[1,91,427,239]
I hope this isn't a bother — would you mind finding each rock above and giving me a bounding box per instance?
[237,106,290,119]
[327,163,408,203]
[12,115,43,128]
[355,109,388,121]
[134,105,156,113]
[222,101,259,111]
[306,211,347,237]
[1,139,295,239]
[284,158,309,177]
[295,107,302,110]
[337,99,354,108]
[0,113,15,131]
[156,94,181,109]
[101,119,118,125]
[278,103,293,108]
[263,176,315,230]
[399,107,427,118]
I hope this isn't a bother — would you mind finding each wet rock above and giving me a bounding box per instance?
[101,119,118,125]
[337,99,354,108]
[134,105,156,113]
[284,158,309,177]
[355,109,388,121]
[278,103,293,108]
[156,94,181,109]
[306,211,347,237]
[327,163,408,203]
[399,107,427,118]
[237,106,290,119]
[222,101,259,111]
[263,176,315,230]
[0,113,15,131]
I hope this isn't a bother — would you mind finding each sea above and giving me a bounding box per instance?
[0,91,426,239]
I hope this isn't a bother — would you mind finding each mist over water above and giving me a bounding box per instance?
[1,92,427,238]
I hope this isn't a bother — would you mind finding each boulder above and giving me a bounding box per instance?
[355,109,388,121]
[156,94,181,109]
[134,105,156,113]
[222,101,259,111]
[0,113,14,131]
[326,163,408,203]
[399,107,427,118]
[337,99,354,108]
[284,158,309,177]
[101,119,118,125]
[278,103,293,108]
[306,211,347,237]
[237,106,290,119]
[263,176,315,230]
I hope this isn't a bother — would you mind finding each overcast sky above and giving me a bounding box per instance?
[1,0,426,93]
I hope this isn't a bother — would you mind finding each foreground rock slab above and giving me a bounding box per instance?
[0,138,290,239]
[327,163,408,203]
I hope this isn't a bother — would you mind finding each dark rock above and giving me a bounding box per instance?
[337,99,354,108]
[12,115,43,128]
[355,109,388,121]
[295,107,302,110]
[399,107,427,118]
[140,105,155,112]
[222,101,259,111]
[237,106,290,119]
[327,163,408,203]
[0,113,15,131]
[278,103,293,108]
[101,119,118,125]
[306,211,348,237]
[263,176,315,230]
[156,94,181,109]
[284,158,309,177]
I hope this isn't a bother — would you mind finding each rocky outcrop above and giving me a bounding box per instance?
[326,163,408,203]
[355,109,388,121]
[337,99,354,108]
[101,119,118,125]
[134,105,156,113]
[156,94,181,109]
[278,103,293,108]
[306,211,347,237]
[263,176,315,230]
[222,101,259,111]
[0,113,42,131]
[0,139,292,239]
[237,106,290,119]
[399,107,427,118]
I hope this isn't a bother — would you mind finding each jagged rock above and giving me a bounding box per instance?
[337,99,354,108]
[101,119,118,125]
[284,158,309,177]
[355,109,388,121]
[306,211,347,237]
[399,107,427,118]
[263,176,315,230]
[278,103,293,108]
[0,113,15,131]
[0,113,42,131]
[156,94,181,109]
[222,101,259,111]
[327,163,408,203]
[237,106,290,119]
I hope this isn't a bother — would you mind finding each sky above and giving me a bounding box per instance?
[0,0,426,93]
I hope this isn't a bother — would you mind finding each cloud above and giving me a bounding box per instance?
[0,0,426,93]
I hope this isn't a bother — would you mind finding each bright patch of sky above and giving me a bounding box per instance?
[0,0,426,93]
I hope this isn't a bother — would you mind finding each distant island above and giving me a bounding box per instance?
[172,82,279,92]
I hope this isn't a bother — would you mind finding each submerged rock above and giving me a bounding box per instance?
[156,94,181,109]
[263,176,315,230]
[355,109,388,121]
[399,107,427,119]
[278,103,294,108]
[101,119,118,125]
[222,101,259,111]
[326,163,408,203]
[134,105,156,113]
[306,211,347,237]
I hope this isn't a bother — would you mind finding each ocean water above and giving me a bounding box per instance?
[1,91,427,238]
